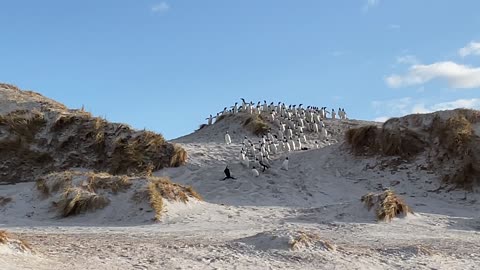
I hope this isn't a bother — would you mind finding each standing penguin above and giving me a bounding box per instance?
[281,157,289,171]
[225,131,232,145]
[206,114,214,125]
[331,109,336,120]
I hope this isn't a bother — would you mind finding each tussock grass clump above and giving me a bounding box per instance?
[345,125,379,155]
[57,188,110,217]
[0,230,33,252]
[147,181,164,221]
[361,190,413,222]
[345,125,425,157]
[36,171,76,197]
[0,111,46,143]
[170,144,187,167]
[0,196,12,207]
[290,231,335,252]
[140,176,203,220]
[86,172,132,194]
[243,115,269,136]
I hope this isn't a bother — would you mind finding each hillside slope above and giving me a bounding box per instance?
[0,84,186,184]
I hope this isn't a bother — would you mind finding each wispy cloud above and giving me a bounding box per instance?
[371,97,480,121]
[363,0,380,12]
[331,50,349,57]
[396,55,419,65]
[386,61,480,89]
[459,41,480,57]
[388,24,401,30]
[152,2,170,14]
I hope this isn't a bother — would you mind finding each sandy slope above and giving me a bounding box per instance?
[1,117,480,269]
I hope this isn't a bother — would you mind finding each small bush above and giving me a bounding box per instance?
[36,171,75,197]
[243,115,269,136]
[170,144,187,167]
[290,231,335,252]
[86,173,132,194]
[57,188,110,217]
[361,190,413,222]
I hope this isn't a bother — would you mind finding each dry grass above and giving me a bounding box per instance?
[0,196,12,207]
[0,230,33,252]
[0,111,46,142]
[56,188,110,217]
[142,176,203,220]
[345,125,379,155]
[86,172,132,194]
[361,190,413,222]
[243,115,269,136]
[36,171,76,197]
[346,125,425,157]
[147,181,164,221]
[290,231,335,251]
[170,144,187,167]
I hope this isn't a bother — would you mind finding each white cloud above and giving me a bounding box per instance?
[459,41,480,57]
[363,0,379,12]
[152,2,170,13]
[371,97,480,121]
[396,55,419,65]
[430,98,480,111]
[374,116,390,122]
[385,61,480,89]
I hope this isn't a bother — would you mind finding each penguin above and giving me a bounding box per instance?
[242,156,250,168]
[331,109,336,120]
[206,114,213,125]
[281,157,289,171]
[252,167,260,177]
[225,131,232,145]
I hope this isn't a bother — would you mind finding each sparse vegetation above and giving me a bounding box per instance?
[170,144,188,167]
[243,114,269,136]
[0,230,33,252]
[345,125,425,157]
[361,190,413,222]
[57,187,110,217]
[290,231,335,252]
[0,196,12,207]
[86,172,132,194]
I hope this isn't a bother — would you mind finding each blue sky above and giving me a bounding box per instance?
[1,0,480,139]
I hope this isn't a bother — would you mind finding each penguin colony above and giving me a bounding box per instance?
[205,99,349,176]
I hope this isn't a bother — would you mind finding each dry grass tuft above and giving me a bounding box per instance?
[86,172,132,194]
[346,125,425,157]
[290,231,335,252]
[0,196,12,207]
[142,176,203,220]
[0,111,46,143]
[345,125,379,155]
[57,188,110,217]
[361,190,413,222]
[147,181,164,221]
[243,115,269,136]
[0,230,7,244]
[0,230,33,252]
[36,171,76,197]
[170,144,187,167]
